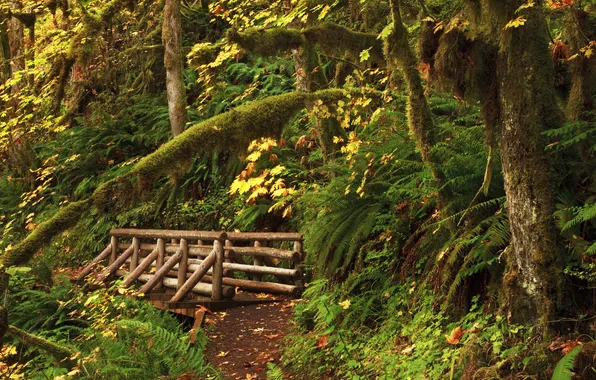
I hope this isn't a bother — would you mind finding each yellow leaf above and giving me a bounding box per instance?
[246,151,262,162]
[339,299,351,310]
[515,1,535,13]
[504,16,526,29]
[270,165,285,176]
[318,5,331,20]
[229,179,251,195]
[280,206,291,218]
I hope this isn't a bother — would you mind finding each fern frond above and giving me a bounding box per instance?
[551,345,582,380]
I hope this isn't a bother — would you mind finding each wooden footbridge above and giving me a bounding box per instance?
[77,228,304,332]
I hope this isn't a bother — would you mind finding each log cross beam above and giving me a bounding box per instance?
[96,245,134,282]
[76,244,112,280]
[138,249,182,295]
[170,248,216,302]
[121,248,159,288]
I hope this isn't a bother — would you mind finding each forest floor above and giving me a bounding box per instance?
[204,296,296,379]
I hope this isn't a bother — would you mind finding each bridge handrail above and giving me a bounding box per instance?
[79,228,304,301]
[110,228,303,242]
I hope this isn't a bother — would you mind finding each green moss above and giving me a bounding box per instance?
[564,9,596,121]
[417,20,442,67]
[303,22,384,64]
[227,23,384,66]
[7,325,73,360]
[92,173,137,213]
[362,1,390,32]
[187,42,222,68]
[227,27,304,57]
[93,89,347,211]
[3,199,92,267]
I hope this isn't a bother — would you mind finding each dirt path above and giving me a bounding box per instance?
[204,299,294,379]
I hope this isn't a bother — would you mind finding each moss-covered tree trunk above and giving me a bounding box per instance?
[385,0,450,213]
[0,9,11,82]
[163,0,188,136]
[491,1,562,325]
[565,8,596,122]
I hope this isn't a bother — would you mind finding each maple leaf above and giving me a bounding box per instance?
[360,48,371,62]
[316,334,329,349]
[504,16,527,30]
[445,326,467,345]
[212,5,224,14]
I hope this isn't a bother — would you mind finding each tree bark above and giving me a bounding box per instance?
[488,1,563,325]
[163,0,188,136]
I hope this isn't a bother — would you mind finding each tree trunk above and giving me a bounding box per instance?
[492,1,563,325]
[0,9,11,82]
[386,0,451,214]
[163,0,188,136]
[290,28,343,160]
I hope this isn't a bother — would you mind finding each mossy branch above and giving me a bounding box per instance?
[3,199,91,267]
[227,22,384,65]
[7,325,73,360]
[303,22,384,64]
[93,89,348,211]
[226,27,304,57]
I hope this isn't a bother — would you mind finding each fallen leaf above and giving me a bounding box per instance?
[339,299,351,310]
[401,344,415,355]
[445,326,466,345]
[216,351,229,357]
[316,334,329,349]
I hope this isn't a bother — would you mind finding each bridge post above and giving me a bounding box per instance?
[156,238,165,289]
[212,239,224,300]
[130,237,140,272]
[224,239,234,278]
[110,236,118,264]
[252,241,263,282]
[178,239,189,291]
[293,240,304,289]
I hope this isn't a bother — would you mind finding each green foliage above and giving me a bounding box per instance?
[551,346,582,380]
[266,362,286,380]
[5,275,217,379]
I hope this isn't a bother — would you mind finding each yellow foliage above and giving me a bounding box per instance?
[504,16,526,29]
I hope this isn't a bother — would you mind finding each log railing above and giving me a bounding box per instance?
[77,228,304,302]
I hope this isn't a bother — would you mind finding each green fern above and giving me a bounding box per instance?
[267,362,286,380]
[551,345,583,380]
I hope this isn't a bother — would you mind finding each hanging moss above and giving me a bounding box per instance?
[3,199,91,267]
[417,20,442,69]
[226,27,304,57]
